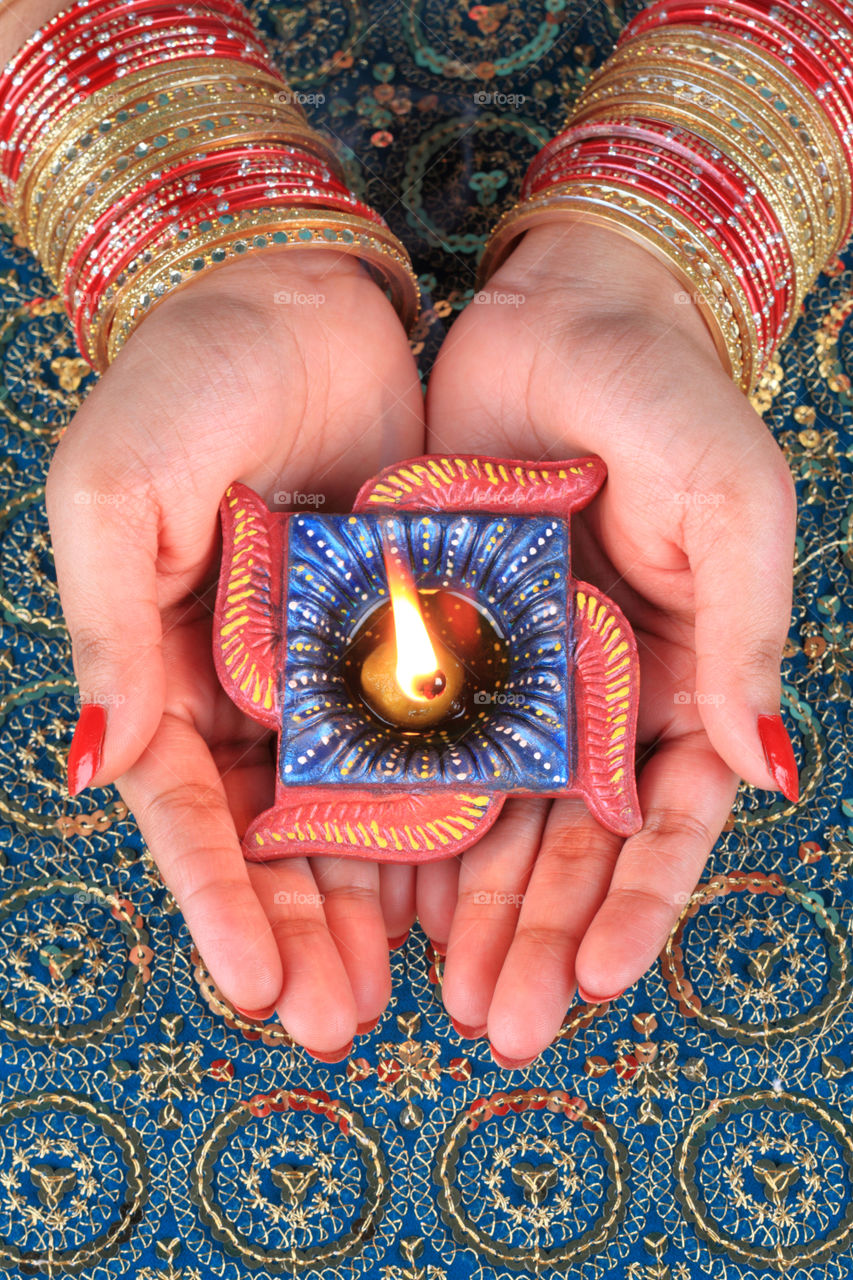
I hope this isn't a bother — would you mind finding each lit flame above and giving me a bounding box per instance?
[381,523,446,701]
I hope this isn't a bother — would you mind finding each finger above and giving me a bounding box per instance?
[118,711,283,1012]
[46,389,166,792]
[415,857,461,951]
[249,860,358,1054]
[487,800,622,1063]
[440,799,548,1035]
[574,731,738,1000]
[214,730,275,839]
[309,856,390,1031]
[378,864,416,946]
[684,402,799,801]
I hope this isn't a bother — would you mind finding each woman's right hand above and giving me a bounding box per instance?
[46,248,424,1053]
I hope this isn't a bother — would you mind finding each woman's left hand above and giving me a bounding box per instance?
[419,219,798,1065]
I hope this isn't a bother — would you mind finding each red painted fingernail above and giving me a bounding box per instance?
[67,704,106,796]
[490,1044,538,1069]
[428,937,447,956]
[233,1002,278,1022]
[356,1016,380,1034]
[388,932,410,950]
[304,1040,353,1063]
[757,713,799,803]
[451,1017,487,1039]
[577,986,625,1004]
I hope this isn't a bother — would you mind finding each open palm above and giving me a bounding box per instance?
[46,249,424,1055]
[420,221,798,1065]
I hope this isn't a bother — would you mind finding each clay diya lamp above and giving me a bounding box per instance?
[213,454,642,862]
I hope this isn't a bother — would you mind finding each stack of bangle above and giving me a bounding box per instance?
[478,0,853,393]
[0,0,419,370]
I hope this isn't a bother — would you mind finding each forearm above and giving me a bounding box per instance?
[0,1,66,69]
[478,0,853,397]
[0,0,418,370]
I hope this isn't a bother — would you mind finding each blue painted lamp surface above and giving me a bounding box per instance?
[282,510,571,790]
[213,454,642,863]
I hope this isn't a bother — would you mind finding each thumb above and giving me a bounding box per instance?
[45,423,166,795]
[686,441,799,803]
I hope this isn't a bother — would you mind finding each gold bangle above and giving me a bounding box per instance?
[547,140,789,332]
[27,96,319,270]
[574,60,832,272]
[590,39,843,258]
[38,99,330,281]
[13,58,316,241]
[619,27,851,252]
[57,143,336,292]
[83,208,418,369]
[478,181,756,388]
[48,73,330,271]
[569,83,821,290]
[105,217,418,368]
[575,63,828,263]
[40,73,308,244]
[12,55,297,217]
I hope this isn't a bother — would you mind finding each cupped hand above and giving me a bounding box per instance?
[46,249,424,1053]
[422,221,797,1065]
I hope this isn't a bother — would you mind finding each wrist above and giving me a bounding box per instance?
[491,220,723,365]
[161,245,368,302]
[114,245,375,354]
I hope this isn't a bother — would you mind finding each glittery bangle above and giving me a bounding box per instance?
[0,1,420,371]
[72,174,380,329]
[575,60,834,272]
[525,115,795,301]
[21,85,309,245]
[482,0,853,395]
[30,96,323,274]
[528,142,783,355]
[101,209,419,367]
[593,36,845,251]
[569,78,824,282]
[479,182,754,387]
[1,58,287,203]
[624,0,853,139]
[60,143,345,293]
[4,36,282,187]
[527,124,794,326]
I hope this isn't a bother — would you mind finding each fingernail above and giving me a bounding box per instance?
[757,713,799,803]
[66,706,105,793]
[388,932,410,950]
[428,937,447,956]
[577,986,625,1004]
[67,703,107,796]
[356,1016,380,1034]
[304,1040,353,1063]
[451,1017,487,1039]
[233,1002,278,1022]
[490,1044,538,1069]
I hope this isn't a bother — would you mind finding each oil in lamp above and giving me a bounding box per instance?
[213,453,642,863]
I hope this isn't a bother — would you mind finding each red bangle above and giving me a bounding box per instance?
[526,133,791,343]
[64,149,351,299]
[70,164,360,304]
[72,180,382,351]
[0,0,258,89]
[2,47,285,192]
[0,3,269,126]
[530,157,777,352]
[622,0,853,140]
[0,0,418,366]
[573,61,837,265]
[524,116,791,261]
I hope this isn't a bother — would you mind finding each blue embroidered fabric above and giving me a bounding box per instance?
[0,1,852,1276]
